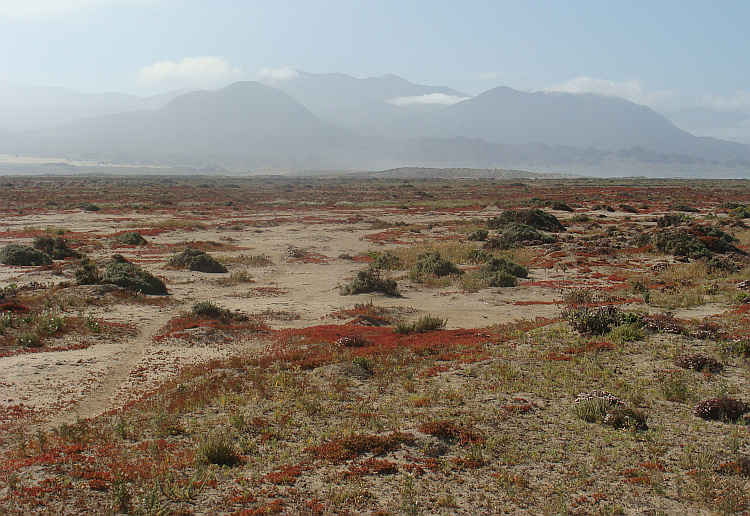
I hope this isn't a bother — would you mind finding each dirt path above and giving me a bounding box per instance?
[44,306,183,428]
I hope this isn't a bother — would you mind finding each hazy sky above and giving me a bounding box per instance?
[1,0,748,113]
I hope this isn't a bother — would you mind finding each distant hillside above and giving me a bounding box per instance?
[0,79,188,130]
[0,81,365,170]
[267,71,468,115]
[1,76,750,174]
[325,86,750,162]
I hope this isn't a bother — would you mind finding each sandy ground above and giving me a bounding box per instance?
[0,207,710,430]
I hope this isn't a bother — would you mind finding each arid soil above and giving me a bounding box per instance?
[2,176,750,515]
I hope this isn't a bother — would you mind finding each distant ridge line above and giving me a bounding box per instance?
[364,167,578,179]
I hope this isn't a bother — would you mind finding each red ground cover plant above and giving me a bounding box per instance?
[417,420,485,446]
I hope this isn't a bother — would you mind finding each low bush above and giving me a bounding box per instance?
[196,431,241,466]
[101,255,168,295]
[563,305,622,335]
[394,314,446,334]
[409,252,461,282]
[674,353,723,373]
[169,248,227,273]
[341,267,400,297]
[33,236,79,259]
[479,257,527,279]
[603,408,648,431]
[371,251,403,270]
[572,390,623,423]
[487,208,565,232]
[191,301,247,322]
[467,229,488,241]
[113,232,148,246]
[653,228,711,259]
[0,244,52,266]
[694,398,750,422]
[657,213,691,227]
[74,257,100,285]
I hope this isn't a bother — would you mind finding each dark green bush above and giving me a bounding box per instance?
[33,236,79,259]
[563,305,622,335]
[653,228,711,259]
[113,232,148,246]
[169,248,227,273]
[341,267,400,297]
[371,251,402,270]
[549,201,573,212]
[0,244,52,266]
[467,229,489,241]
[101,256,168,295]
[488,208,565,232]
[191,301,247,322]
[657,213,690,228]
[409,252,461,282]
[74,257,100,285]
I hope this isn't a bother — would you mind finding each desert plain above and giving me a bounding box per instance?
[2,174,750,515]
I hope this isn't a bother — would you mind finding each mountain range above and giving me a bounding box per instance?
[1,72,749,174]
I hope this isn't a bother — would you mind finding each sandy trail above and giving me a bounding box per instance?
[43,306,181,428]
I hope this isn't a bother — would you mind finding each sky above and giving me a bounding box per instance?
[0,0,748,115]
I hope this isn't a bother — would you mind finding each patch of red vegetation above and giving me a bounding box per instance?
[418,420,485,446]
[288,251,330,264]
[543,352,571,362]
[306,431,415,464]
[265,464,304,485]
[239,287,288,298]
[344,458,399,478]
[420,365,451,377]
[563,341,615,355]
[0,342,93,359]
[0,302,30,313]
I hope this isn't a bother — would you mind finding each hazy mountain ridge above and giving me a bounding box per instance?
[0,79,190,130]
[1,72,749,173]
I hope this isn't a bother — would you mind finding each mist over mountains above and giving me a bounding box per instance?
[1,71,749,174]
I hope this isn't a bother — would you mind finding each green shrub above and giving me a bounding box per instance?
[603,408,648,431]
[74,257,100,285]
[394,314,446,334]
[101,256,168,295]
[479,257,528,279]
[409,252,461,282]
[371,251,403,270]
[341,267,400,297]
[657,213,690,228]
[0,244,52,266]
[467,229,488,242]
[563,305,622,335]
[33,236,79,259]
[17,331,43,348]
[653,228,711,259]
[191,301,247,322]
[487,208,565,232]
[113,232,148,246]
[572,390,623,423]
[196,431,241,466]
[169,248,227,273]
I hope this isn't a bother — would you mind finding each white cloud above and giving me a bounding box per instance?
[543,76,680,109]
[478,71,501,81]
[388,93,471,106]
[256,67,300,84]
[701,91,750,112]
[0,0,150,18]
[133,56,245,88]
